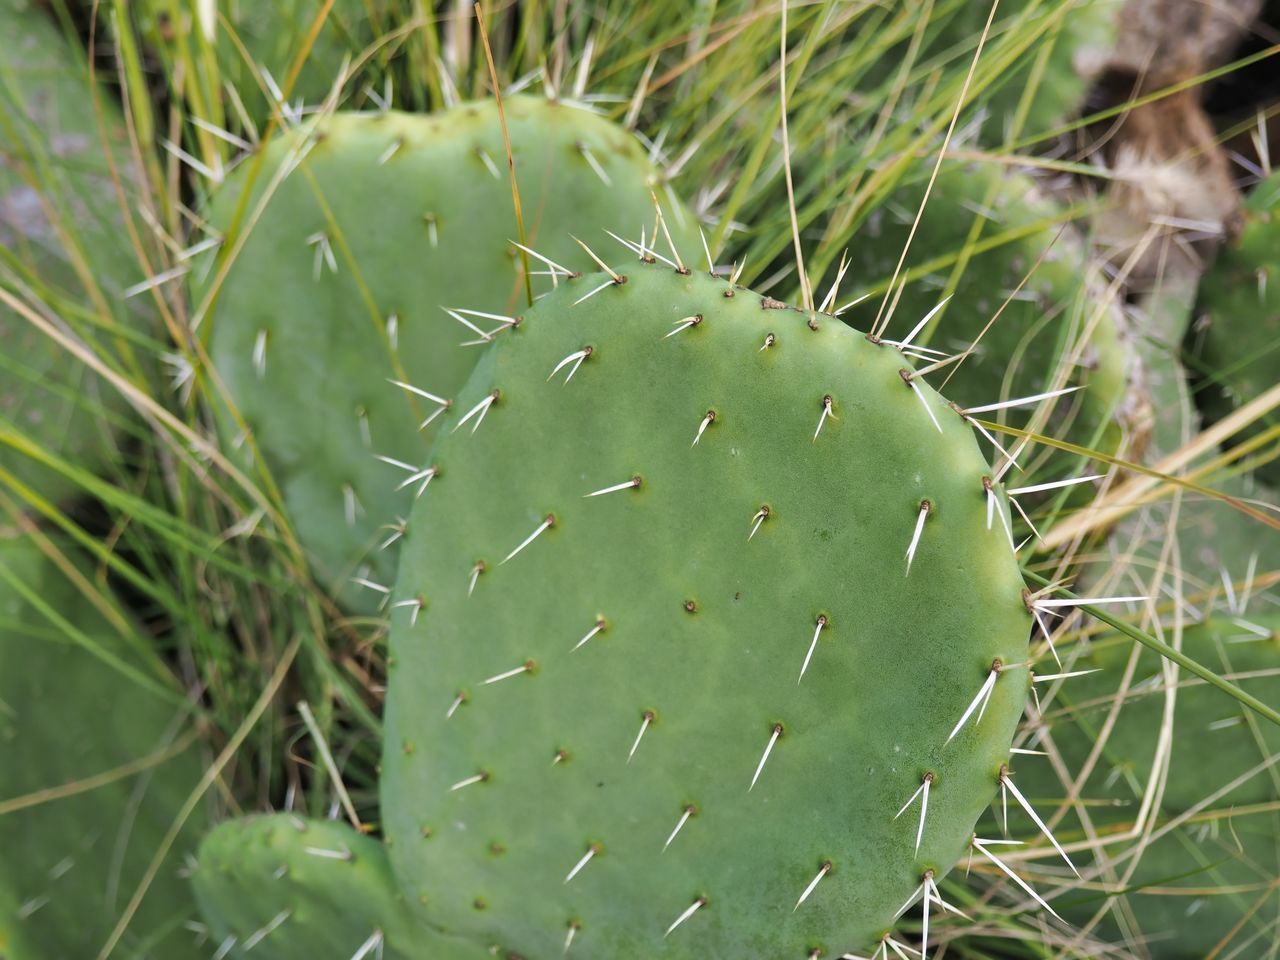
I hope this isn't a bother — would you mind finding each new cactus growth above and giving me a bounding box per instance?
[1017,615,1280,957]
[0,534,204,958]
[381,256,1038,956]
[193,815,491,959]
[841,162,1140,487]
[1191,170,1280,487]
[0,2,146,506]
[198,95,698,611]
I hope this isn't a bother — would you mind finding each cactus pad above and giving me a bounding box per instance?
[0,534,204,959]
[842,162,1139,486]
[1018,615,1280,957]
[200,96,697,611]
[1191,171,1280,487]
[383,260,1035,956]
[193,814,491,958]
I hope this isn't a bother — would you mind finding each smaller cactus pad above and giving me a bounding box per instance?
[383,258,1035,956]
[1191,171,1280,487]
[842,161,1139,487]
[193,814,491,959]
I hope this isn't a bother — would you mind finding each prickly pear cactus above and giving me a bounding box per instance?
[1018,614,1280,958]
[0,1,145,506]
[193,814,490,959]
[200,95,698,612]
[382,259,1036,956]
[1191,170,1280,487]
[0,533,205,959]
[842,162,1139,487]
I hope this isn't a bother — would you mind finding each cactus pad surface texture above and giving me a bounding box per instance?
[1192,170,1280,487]
[0,533,204,959]
[193,814,491,959]
[383,258,1036,957]
[201,95,698,612]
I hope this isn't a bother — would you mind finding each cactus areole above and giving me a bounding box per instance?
[382,257,1034,957]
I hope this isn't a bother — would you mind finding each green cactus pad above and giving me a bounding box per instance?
[1191,171,1280,487]
[0,1,146,506]
[841,161,1138,487]
[193,814,491,959]
[382,260,1035,956]
[200,96,698,612]
[0,533,204,959]
[1018,615,1280,957]
[1126,280,1200,461]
